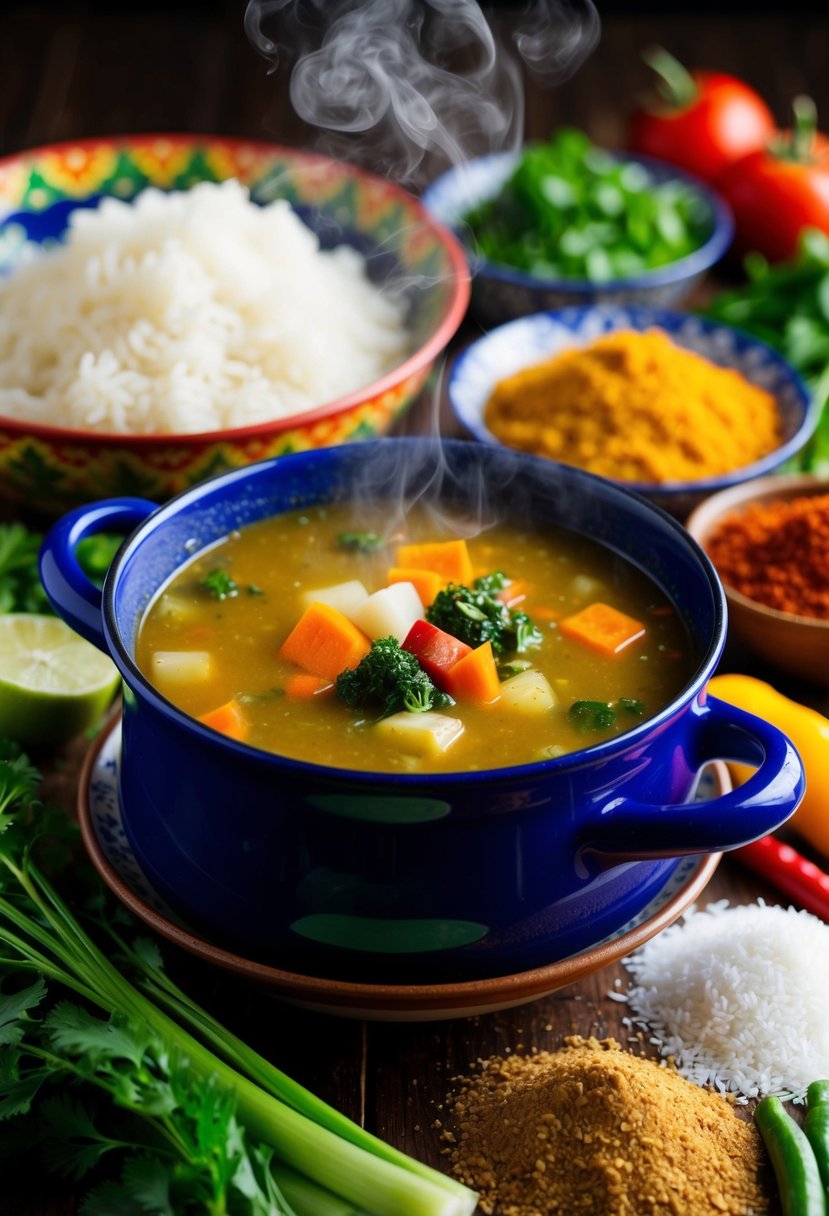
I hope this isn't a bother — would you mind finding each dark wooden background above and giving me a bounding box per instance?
[1,2,828,1212]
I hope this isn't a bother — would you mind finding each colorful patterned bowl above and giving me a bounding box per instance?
[0,134,470,513]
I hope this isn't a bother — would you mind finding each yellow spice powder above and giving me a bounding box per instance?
[444,1037,769,1216]
[483,328,781,483]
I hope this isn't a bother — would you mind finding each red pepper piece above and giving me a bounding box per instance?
[402,619,472,688]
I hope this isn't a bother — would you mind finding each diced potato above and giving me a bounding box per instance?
[350,582,424,643]
[499,669,557,715]
[153,592,203,624]
[150,650,213,685]
[300,579,369,617]
[375,711,464,759]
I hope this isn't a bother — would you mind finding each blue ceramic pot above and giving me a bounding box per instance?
[40,440,803,983]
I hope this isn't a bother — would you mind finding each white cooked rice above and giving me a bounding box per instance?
[0,179,410,435]
[614,899,829,1103]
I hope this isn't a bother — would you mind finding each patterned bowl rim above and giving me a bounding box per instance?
[0,133,471,446]
[421,149,734,293]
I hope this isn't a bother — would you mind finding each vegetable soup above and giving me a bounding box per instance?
[135,504,694,773]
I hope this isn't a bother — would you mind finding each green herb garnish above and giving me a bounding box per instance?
[568,700,617,732]
[335,636,451,717]
[200,568,238,600]
[568,697,647,733]
[427,573,542,656]
[336,532,383,554]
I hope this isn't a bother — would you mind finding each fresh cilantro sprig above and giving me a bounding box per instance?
[0,985,287,1215]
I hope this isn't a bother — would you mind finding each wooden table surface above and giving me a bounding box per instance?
[2,3,828,1212]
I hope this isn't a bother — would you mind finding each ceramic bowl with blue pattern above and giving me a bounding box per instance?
[422,151,733,325]
[447,305,817,519]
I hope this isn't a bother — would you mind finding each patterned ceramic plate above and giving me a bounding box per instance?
[79,719,723,1022]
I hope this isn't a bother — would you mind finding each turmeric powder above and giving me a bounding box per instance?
[484,328,781,484]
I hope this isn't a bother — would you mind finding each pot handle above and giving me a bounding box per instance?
[39,498,156,650]
[579,695,804,865]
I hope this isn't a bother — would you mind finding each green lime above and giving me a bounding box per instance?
[0,614,120,748]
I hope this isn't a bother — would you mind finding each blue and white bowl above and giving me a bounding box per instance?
[447,305,818,519]
[422,150,734,325]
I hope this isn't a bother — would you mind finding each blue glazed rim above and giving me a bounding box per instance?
[421,149,734,295]
[447,304,819,502]
[99,438,728,789]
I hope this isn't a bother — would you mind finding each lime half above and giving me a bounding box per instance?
[0,614,120,748]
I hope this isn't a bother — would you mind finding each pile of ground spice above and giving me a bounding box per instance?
[483,328,781,484]
[705,491,829,618]
[443,1036,768,1215]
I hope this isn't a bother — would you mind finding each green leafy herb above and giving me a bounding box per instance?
[0,523,52,615]
[0,739,478,1216]
[463,127,711,283]
[335,636,451,717]
[200,568,239,601]
[336,532,384,554]
[427,574,542,656]
[705,228,829,472]
[568,700,617,732]
[568,698,647,733]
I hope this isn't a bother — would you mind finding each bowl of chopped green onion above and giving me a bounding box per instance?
[422,128,733,325]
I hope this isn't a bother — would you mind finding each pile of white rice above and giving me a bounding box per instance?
[0,179,410,434]
[610,899,829,1103]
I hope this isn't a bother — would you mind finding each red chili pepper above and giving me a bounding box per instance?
[734,835,829,921]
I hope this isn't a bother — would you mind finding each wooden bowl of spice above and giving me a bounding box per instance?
[447,305,817,520]
[686,473,829,684]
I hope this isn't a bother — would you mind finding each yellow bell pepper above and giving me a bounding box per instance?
[707,673,829,858]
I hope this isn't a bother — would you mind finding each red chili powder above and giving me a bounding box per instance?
[706,492,829,618]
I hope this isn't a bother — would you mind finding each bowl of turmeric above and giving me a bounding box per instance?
[686,473,829,684]
[447,304,817,520]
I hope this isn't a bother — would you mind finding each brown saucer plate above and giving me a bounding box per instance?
[78,719,723,1022]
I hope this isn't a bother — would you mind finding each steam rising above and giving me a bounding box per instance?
[243,0,600,533]
[244,0,600,185]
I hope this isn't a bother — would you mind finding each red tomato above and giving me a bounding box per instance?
[717,131,829,262]
[628,50,774,183]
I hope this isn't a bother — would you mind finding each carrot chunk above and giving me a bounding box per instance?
[559,602,646,656]
[284,673,334,698]
[198,698,249,741]
[387,566,444,607]
[443,641,501,703]
[395,540,473,586]
[280,601,371,681]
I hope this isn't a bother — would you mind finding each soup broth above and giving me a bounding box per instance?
[135,503,694,773]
